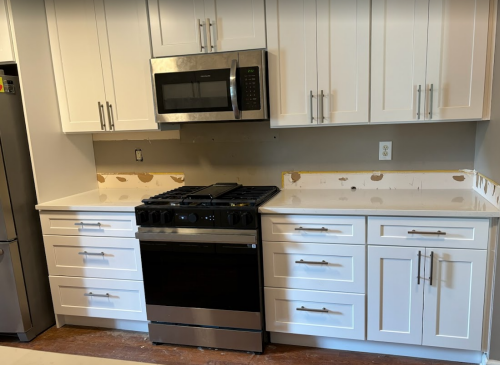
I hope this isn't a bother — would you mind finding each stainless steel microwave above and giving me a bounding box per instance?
[151,49,268,124]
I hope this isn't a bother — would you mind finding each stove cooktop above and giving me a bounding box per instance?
[136,183,280,229]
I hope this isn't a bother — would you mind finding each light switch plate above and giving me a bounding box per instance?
[379,141,392,161]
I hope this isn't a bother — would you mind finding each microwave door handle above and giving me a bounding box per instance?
[230,59,241,120]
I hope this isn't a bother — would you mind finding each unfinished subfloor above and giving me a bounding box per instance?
[0,326,471,365]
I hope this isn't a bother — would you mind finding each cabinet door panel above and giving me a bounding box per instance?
[371,0,429,123]
[426,0,489,120]
[0,0,14,63]
[367,246,424,345]
[267,0,318,127]
[423,248,486,350]
[148,0,206,57]
[317,0,370,124]
[46,0,106,132]
[99,0,157,131]
[204,0,266,53]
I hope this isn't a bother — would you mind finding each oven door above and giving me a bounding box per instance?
[138,229,262,330]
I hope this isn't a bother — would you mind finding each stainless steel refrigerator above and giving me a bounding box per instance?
[0,74,54,341]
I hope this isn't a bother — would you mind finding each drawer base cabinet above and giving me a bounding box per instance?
[265,288,365,340]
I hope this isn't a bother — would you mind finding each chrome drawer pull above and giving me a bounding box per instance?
[85,292,109,298]
[295,227,329,232]
[408,230,446,236]
[295,259,329,265]
[79,251,105,256]
[75,222,102,229]
[296,306,329,313]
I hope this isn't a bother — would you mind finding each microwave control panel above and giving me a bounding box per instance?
[239,67,261,111]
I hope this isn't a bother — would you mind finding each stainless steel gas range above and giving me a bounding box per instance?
[135,183,280,353]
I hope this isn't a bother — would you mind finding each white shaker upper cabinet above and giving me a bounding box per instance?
[426,0,490,121]
[46,0,107,133]
[367,246,425,345]
[0,0,14,63]
[204,0,266,53]
[371,0,429,123]
[317,0,370,124]
[422,248,487,351]
[267,0,318,127]
[98,0,157,131]
[148,0,206,57]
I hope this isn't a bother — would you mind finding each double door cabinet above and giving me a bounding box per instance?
[0,0,14,63]
[267,0,492,127]
[148,0,266,57]
[45,0,158,133]
[263,214,490,352]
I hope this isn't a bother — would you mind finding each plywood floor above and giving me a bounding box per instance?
[0,326,471,365]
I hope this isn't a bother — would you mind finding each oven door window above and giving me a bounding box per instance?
[155,69,232,114]
[140,242,260,312]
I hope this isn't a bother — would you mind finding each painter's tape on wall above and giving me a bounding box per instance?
[282,171,475,190]
[474,173,500,210]
[97,173,185,189]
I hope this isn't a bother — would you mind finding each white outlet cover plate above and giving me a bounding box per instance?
[379,141,392,161]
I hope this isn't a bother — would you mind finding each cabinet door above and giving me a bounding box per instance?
[148,0,206,57]
[98,0,158,131]
[371,0,429,123]
[267,0,318,128]
[204,0,266,53]
[422,248,487,351]
[45,0,107,133]
[0,0,14,63]
[426,0,490,120]
[317,0,370,124]
[367,246,424,345]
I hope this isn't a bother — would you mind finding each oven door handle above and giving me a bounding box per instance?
[230,59,241,120]
[136,231,257,245]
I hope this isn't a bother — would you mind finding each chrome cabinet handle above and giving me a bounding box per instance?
[296,306,329,313]
[417,251,421,285]
[319,90,324,123]
[106,102,115,131]
[85,292,110,298]
[417,85,422,120]
[75,222,102,229]
[211,20,218,52]
[408,230,446,236]
[197,19,205,53]
[295,259,329,265]
[429,84,434,119]
[98,102,106,130]
[295,227,328,232]
[79,251,105,256]
[429,251,435,286]
[310,91,315,123]
[230,59,241,119]
[206,18,213,52]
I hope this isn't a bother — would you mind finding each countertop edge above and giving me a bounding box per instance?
[36,205,137,213]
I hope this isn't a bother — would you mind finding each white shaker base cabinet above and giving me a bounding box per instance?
[148,0,266,57]
[367,246,425,345]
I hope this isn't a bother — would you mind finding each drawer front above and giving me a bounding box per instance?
[49,276,146,321]
[262,215,366,244]
[264,241,365,293]
[40,211,138,237]
[367,217,489,249]
[265,288,365,340]
[44,235,143,280]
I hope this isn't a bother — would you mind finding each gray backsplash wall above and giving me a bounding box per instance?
[94,121,477,186]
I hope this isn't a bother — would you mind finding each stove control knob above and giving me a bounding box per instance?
[136,211,149,225]
[149,211,160,224]
[241,212,253,226]
[227,212,240,226]
[160,211,172,224]
[188,213,199,223]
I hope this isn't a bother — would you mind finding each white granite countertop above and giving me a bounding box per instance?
[35,189,165,212]
[259,189,500,218]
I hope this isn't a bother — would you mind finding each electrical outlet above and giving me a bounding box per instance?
[135,148,143,162]
[379,141,392,161]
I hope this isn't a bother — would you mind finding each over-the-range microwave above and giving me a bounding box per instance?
[151,49,268,124]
